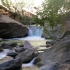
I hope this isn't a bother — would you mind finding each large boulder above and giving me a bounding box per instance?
[16,49,38,63]
[0,15,28,38]
[34,35,70,69]
[39,63,70,70]
[0,58,22,70]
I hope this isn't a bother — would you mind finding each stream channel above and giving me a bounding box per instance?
[0,25,51,70]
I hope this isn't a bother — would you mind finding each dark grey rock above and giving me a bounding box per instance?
[0,15,28,38]
[35,35,70,67]
[7,52,18,58]
[10,43,17,47]
[19,44,24,47]
[2,43,12,49]
[14,47,25,53]
[0,58,22,70]
[16,49,38,63]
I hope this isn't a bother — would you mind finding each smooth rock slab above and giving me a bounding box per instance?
[0,15,28,38]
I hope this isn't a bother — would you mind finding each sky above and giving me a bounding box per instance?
[11,0,44,14]
[12,0,44,7]
[0,0,44,14]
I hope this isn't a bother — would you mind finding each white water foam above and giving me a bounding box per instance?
[0,49,10,59]
[13,36,45,40]
[13,25,45,40]
[4,25,46,41]
[22,57,36,67]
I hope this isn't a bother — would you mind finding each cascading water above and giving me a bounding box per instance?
[10,25,45,40]
[28,25,43,37]
[20,25,45,40]
[19,25,45,40]
[22,57,36,67]
[0,25,46,69]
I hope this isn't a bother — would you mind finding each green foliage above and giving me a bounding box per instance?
[31,15,45,26]
[36,0,70,28]
[20,15,32,25]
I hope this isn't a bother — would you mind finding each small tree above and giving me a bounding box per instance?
[36,0,70,28]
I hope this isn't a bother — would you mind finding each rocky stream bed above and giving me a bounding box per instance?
[0,39,47,70]
[0,35,70,70]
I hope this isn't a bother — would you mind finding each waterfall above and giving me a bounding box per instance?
[22,57,36,67]
[28,25,43,37]
[5,25,45,40]
[14,25,45,40]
